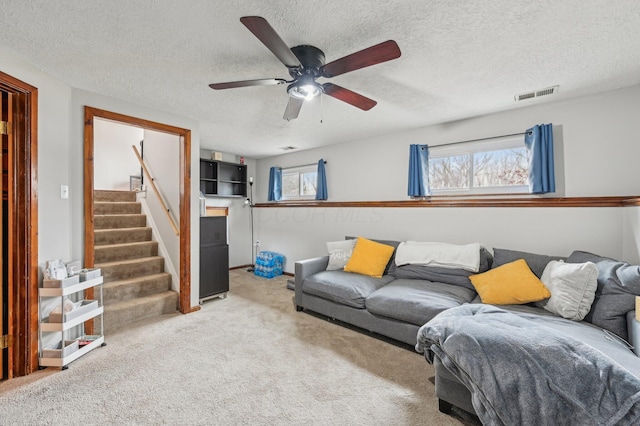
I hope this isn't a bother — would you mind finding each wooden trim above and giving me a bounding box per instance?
[83,107,193,315]
[0,71,38,377]
[131,146,179,235]
[255,196,638,209]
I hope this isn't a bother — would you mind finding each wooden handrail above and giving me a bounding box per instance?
[132,146,179,235]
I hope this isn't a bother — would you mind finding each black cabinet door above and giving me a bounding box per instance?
[199,244,229,299]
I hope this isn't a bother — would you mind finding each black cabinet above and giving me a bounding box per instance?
[200,159,247,197]
[199,216,229,302]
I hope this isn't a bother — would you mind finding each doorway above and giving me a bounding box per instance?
[83,107,195,314]
[0,71,39,379]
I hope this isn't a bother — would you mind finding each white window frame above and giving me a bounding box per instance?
[281,164,317,201]
[428,135,529,196]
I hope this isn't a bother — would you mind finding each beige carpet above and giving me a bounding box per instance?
[0,270,472,425]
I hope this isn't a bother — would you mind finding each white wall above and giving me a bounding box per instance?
[94,118,143,190]
[1,44,203,309]
[255,85,640,271]
[140,129,181,290]
[1,46,74,269]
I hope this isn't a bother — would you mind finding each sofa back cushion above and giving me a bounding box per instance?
[492,248,564,278]
[566,250,640,340]
[392,247,492,291]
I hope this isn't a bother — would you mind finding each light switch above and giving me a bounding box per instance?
[60,184,69,199]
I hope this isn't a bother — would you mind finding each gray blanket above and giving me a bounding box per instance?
[416,304,640,426]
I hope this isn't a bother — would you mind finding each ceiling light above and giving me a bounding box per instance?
[288,82,322,100]
[287,74,323,101]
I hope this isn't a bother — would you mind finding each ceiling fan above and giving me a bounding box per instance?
[209,16,401,121]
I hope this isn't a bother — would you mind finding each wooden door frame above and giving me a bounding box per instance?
[0,71,39,378]
[83,107,196,315]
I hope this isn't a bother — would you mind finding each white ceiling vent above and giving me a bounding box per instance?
[279,146,297,151]
[514,85,559,102]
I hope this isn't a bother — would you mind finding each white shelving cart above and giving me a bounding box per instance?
[38,273,106,369]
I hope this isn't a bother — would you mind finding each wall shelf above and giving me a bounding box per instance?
[200,159,247,197]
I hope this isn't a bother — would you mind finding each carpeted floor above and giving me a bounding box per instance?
[0,270,474,425]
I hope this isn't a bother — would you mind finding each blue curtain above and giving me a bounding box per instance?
[408,144,430,197]
[315,159,328,200]
[268,167,282,201]
[525,124,556,194]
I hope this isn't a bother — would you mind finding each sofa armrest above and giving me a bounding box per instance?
[294,256,329,308]
[627,311,639,357]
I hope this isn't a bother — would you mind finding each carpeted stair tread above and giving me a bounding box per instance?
[96,256,164,282]
[95,214,147,229]
[94,190,137,202]
[103,273,172,305]
[103,290,179,332]
[95,201,141,215]
[95,227,152,245]
[94,240,158,263]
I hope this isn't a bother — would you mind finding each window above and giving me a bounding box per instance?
[282,164,317,200]
[428,135,529,195]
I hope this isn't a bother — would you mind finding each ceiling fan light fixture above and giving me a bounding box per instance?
[287,81,323,101]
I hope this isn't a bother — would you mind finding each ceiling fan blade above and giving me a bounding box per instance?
[322,83,377,111]
[209,78,287,90]
[240,16,302,68]
[321,40,401,78]
[283,96,304,121]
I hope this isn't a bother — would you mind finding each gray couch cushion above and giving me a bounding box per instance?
[302,270,395,309]
[393,247,493,290]
[492,248,564,278]
[365,279,477,326]
[566,250,640,340]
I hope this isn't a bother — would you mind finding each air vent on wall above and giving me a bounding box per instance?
[514,85,559,102]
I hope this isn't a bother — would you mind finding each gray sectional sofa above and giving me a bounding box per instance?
[294,240,640,423]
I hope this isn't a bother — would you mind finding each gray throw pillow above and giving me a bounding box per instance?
[537,260,598,321]
[492,248,564,278]
[566,250,640,340]
[326,239,356,271]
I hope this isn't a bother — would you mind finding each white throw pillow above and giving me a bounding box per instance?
[326,239,357,270]
[538,260,598,321]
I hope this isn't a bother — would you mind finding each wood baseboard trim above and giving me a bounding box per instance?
[230,265,253,270]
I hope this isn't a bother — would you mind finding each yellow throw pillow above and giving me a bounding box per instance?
[469,259,551,305]
[343,237,395,278]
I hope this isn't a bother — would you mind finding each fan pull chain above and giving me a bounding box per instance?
[320,93,324,124]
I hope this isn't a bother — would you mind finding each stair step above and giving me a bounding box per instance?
[95,201,141,215]
[95,214,146,229]
[103,291,179,332]
[94,241,158,263]
[94,227,152,245]
[94,190,137,202]
[103,273,172,305]
[96,256,164,283]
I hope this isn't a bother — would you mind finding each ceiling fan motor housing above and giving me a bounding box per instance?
[289,45,326,76]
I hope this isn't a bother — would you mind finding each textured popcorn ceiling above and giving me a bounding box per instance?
[1,1,640,158]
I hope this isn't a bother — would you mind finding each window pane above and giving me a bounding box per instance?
[282,173,300,198]
[301,172,317,196]
[473,148,528,187]
[429,155,470,190]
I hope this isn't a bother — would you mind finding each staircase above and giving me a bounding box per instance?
[93,190,178,332]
